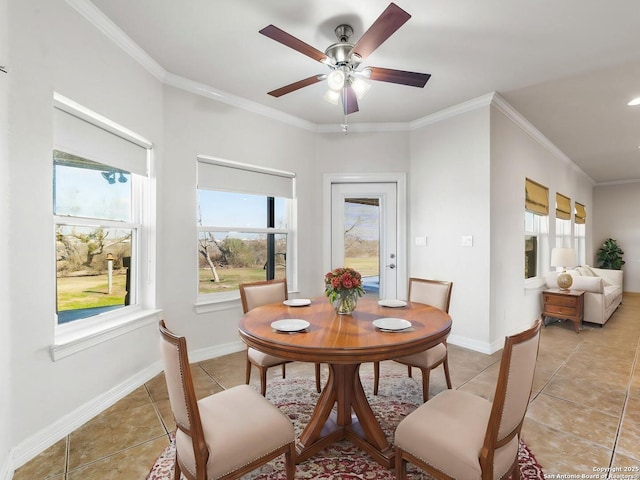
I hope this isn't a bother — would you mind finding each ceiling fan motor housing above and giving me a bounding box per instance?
[325,24,361,68]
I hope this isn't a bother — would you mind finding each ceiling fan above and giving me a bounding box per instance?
[259,3,431,116]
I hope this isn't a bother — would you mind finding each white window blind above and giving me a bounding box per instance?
[53,106,148,177]
[197,156,294,199]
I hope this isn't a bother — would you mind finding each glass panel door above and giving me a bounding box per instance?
[331,183,397,299]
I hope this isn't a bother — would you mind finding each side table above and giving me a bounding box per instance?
[541,289,585,333]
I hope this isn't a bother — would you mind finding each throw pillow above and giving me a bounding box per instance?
[571,276,604,293]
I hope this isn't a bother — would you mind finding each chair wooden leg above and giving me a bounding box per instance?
[443,354,452,389]
[407,365,412,378]
[174,452,181,480]
[421,367,431,403]
[395,448,407,480]
[281,363,286,379]
[259,366,268,396]
[285,442,296,480]
[315,363,321,393]
[510,459,520,480]
[245,357,252,385]
[373,361,380,395]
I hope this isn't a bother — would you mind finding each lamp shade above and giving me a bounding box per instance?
[550,248,576,268]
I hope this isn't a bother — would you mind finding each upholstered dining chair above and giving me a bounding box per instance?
[395,319,542,480]
[373,277,453,402]
[158,320,296,480]
[240,278,321,395]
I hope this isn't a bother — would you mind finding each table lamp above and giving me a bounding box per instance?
[550,247,576,290]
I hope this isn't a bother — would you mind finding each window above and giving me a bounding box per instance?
[524,179,549,281]
[555,192,572,248]
[196,156,295,301]
[574,202,586,265]
[53,94,152,327]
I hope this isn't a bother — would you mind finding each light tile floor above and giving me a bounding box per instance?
[14,294,640,479]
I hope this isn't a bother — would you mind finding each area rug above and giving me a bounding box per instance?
[147,374,545,479]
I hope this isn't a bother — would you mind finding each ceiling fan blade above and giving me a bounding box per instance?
[259,25,329,63]
[366,66,431,88]
[351,3,411,61]
[342,86,359,115]
[268,75,325,97]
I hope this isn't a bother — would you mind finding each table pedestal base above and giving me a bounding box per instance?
[295,363,394,468]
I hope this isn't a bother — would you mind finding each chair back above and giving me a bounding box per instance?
[239,278,288,313]
[480,319,542,478]
[158,320,208,475]
[408,278,453,313]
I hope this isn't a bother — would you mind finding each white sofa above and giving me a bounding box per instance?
[545,265,623,326]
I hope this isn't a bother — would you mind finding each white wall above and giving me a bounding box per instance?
[7,0,163,465]
[160,86,318,351]
[409,106,493,350]
[593,183,640,292]
[0,0,12,475]
[490,103,594,347]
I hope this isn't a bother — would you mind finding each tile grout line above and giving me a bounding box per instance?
[144,382,171,436]
[196,362,228,391]
[528,339,583,404]
[606,331,640,474]
[64,434,70,480]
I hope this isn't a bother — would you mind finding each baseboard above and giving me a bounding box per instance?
[188,339,245,363]
[10,360,163,471]
[9,340,246,472]
[0,456,12,480]
[448,334,494,354]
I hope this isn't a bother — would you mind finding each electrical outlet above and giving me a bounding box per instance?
[460,235,473,247]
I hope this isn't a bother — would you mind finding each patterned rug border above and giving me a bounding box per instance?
[147,375,545,479]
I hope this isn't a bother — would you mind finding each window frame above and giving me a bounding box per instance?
[51,93,158,360]
[195,156,297,310]
[524,178,550,289]
[574,202,587,265]
[555,192,572,248]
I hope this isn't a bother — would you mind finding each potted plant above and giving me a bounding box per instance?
[596,238,625,270]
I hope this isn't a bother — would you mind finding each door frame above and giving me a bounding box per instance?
[323,172,407,300]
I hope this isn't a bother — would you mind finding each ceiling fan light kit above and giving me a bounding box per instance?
[259,3,430,117]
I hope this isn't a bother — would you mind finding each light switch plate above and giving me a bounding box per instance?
[415,236,427,246]
[460,235,473,247]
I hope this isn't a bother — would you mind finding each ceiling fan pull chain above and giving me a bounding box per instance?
[341,111,348,135]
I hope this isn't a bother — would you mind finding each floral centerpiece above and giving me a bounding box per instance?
[324,267,365,314]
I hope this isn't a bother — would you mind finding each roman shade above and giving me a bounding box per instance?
[525,178,549,216]
[555,193,571,220]
[575,202,586,224]
[197,155,295,199]
[53,105,149,177]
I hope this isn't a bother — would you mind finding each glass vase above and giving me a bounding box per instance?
[333,289,359,315]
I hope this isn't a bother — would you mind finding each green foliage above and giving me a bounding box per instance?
[218,237,254,267]
[596,238,625,270]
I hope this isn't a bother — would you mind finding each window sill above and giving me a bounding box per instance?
[194,292,241,314]
[524,276,547,293]
[51,307,163,361]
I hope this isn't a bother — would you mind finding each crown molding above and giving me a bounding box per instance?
[163,73,317,132]
[65,0,601,183]
[595,178,640,186]
[490,92,595,185]
[409,92,495,130]
[315,122,410,133]
[64,0,166,82]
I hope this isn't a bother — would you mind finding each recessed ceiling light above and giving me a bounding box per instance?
[628,97,640,106]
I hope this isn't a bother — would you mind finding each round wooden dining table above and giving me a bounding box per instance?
[238,296,452,468]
